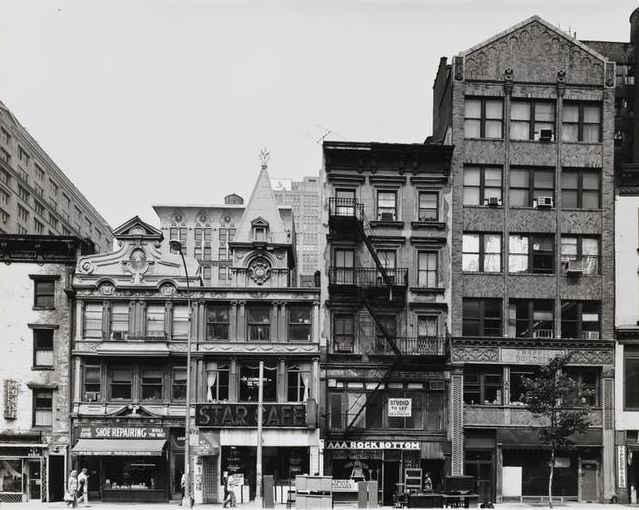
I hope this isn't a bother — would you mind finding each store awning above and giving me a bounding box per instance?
[71,439,166,456]
[421,442,445,459]
[497,429,602,448]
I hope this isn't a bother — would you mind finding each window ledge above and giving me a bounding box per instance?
[369,221,404,229]
[410,287,445,294]
[32,306,55,311]
[411,221,446,230]
[462,272,503,275]
[464,137,504,142]
[31,366,54,371]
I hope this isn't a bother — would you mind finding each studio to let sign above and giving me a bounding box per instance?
[79,425,167,439]
[388,398,412,417]
[196,403,307,428]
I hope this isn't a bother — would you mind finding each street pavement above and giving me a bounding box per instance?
[12,501,639,509]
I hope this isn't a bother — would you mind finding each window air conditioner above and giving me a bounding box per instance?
[111,331,127,340]
[535,196,554,208]
[84,392,100,402]
[483,197,502,207]
[565,260,583,276]
[379,212,395,222]
[539,129,553,142]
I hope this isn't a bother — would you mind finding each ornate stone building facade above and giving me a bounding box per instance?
[69,162,320,504]
[432,16,616,503]
[320,141,453,505]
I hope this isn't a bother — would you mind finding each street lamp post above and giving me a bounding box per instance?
[170,240,193,509]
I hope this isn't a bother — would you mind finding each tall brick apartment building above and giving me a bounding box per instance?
[432,17,616,503]
[320,141,453,505]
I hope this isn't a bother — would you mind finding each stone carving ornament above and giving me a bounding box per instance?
[127,248,150,283]
[248,257,271,285]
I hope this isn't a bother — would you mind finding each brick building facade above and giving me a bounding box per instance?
[433,16,616,503]
[0,235,95,503]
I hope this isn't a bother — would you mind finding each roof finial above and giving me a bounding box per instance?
[259,147,271,170]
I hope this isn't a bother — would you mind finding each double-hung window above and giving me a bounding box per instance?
[561,301,600,339]
[205,362,229,401]
[508,234,554,274]
[333,249,354,285]
[462,233,501,272]
[110,303,129,337]
[247,305,271,341]
[510,100,555,140]
[464,98,503,139]
[418,192,438,221]
[374,315,397,353]
[510,299,554,338]
[462,298,502,337]
[561,169,601,209]
[33,278,55,309]
[288,305,312,341]
[464,367,502,405]
[141,367,163,400]
[287,365,311,402]
[172,304,190,340]
[562,102,601,142]
[625,347,639,409]
[110,367,133,399]
[33,390,53,426]
[334,314,355,353]
[172,366,187,400]
[83,303,103,338]
[33,329,54,367]
[561,236,599,274]
[83,364,101,399]
[509,167,554,207]
[377,191,397,221]
[463,166,502,206]
[206,304,230,340]
[146,304,165,337]
[417,251,438,287]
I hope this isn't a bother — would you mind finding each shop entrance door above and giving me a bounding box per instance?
[464,451,494,503]
[383,460,400,506]
[49,455,65,502]
[25,459,41,501]
[581,462,598,502]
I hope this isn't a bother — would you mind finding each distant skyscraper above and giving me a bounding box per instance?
[272,175,320,286]
[0,99,113,252]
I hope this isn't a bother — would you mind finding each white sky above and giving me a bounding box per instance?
[0,0,635,228]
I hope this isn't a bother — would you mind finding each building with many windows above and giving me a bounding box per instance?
[432,16,616,503]
[272,175,321,286]
[320,141,453,505]
[0,234,95,503]
[70,161,320,504]
[0,99,112,252]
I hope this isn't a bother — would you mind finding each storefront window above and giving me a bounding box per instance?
[0,460,22,494]
[205,362,230,401]
[240,363,277,402]
[110,367,133,400]
[102,456,165,491]
[141,368,163,400]
[287,365,310,402]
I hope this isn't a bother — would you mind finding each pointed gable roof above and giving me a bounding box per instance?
[112,216,162,241]
[460,15,610,86]
[234,164,288,243]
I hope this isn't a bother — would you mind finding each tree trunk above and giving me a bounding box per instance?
[548,448,555,509]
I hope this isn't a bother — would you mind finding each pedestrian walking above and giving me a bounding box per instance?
[65,470,78,508]
[76,468,88,506]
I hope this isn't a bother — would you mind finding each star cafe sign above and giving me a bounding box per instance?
[326,440,420,451]
[196,403,307,428]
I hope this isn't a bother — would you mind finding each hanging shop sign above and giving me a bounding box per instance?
[388,398,412,417]
[618,445,627,489]
[195,403,306,428]
[4,380,19,420]
[325,440,420,450]
[78,425,167,439]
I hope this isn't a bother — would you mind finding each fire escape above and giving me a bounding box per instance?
[327,197,445,436]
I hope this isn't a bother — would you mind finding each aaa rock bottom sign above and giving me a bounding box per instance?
[196,403,307,428]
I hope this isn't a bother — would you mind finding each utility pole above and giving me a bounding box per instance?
[255,360,264,505]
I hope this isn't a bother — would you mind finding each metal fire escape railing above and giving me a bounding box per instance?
[328,197,408,435]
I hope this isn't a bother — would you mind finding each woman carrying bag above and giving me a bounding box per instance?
[65,470,78,508]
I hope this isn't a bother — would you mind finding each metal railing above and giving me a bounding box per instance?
[328,267,409,288]
[373,336,447,356]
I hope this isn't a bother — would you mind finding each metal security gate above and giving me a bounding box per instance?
[201,456,219,503]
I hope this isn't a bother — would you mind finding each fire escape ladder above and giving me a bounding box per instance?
[359,290,402,357]
[343,358,402,435]
[356,205,395,293]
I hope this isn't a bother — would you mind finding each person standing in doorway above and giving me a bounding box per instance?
[76,468,88,506]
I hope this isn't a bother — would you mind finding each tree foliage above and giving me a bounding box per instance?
[520,354,592,508]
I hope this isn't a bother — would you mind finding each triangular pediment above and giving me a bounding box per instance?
[251,217,269,228]
[460,16,609,85]
[112,216,162,241]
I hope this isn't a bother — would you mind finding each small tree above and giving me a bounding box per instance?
[521,354,592,508]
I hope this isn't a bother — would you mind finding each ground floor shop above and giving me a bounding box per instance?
[0,439,66,503]
[323,440,447,506]
[192,427,320,503]
[71,421,185,502]
[464,428,603,504]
